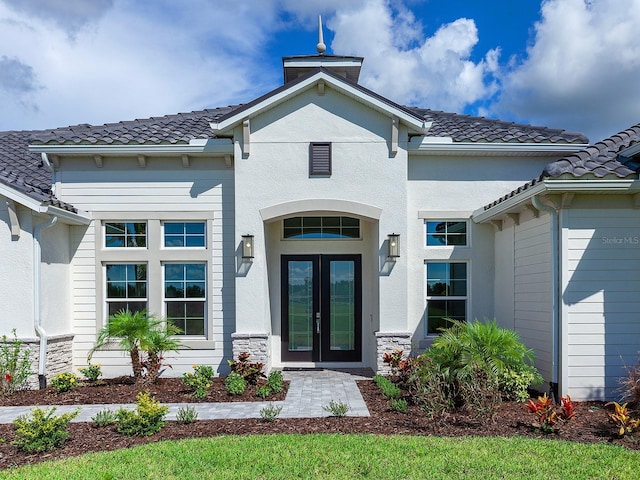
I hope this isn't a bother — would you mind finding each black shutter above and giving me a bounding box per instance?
[309,142,331,176]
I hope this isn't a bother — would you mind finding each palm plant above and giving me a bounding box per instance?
[426,318,542,395]
[90,309,183,383]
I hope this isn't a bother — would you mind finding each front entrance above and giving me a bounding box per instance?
[281,254,362,362]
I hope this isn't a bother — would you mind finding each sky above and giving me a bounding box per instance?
[1,0,639,143]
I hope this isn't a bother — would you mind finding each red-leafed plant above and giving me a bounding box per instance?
[382,349,414,385]
[526,393,576,433]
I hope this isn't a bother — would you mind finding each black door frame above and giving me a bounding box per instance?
[281,254,362,362]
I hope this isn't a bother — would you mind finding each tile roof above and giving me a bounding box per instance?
[482,123,640,211]
[409,108,588,144]
[0,130,77,213]
[542,123,640,178]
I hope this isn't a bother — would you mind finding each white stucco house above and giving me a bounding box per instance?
[1,49,639,400]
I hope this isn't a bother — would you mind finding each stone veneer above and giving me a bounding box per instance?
[375,331,412,374]
[231,332,271,373]
[16,334,74,389]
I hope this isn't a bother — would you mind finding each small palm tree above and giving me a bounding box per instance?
[142,323,183,384]
[90,309,183,383]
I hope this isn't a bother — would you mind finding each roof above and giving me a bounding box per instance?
[542,123,640,178]
[481,123,640,212]
[0,130,78,212]
[1,73,591,210]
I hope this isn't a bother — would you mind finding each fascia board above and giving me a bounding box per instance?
[28,139,233,156]
[620,142,640,157]
[472,178,640,223]
[409,142,589,156]
[0,184,90,224]
[210,72,429,133]
[0,184,43,212]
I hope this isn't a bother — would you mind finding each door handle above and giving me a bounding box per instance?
[315,312,320,334]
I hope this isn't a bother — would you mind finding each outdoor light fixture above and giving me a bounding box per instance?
[388,233,400,259]
[242,234,254,259]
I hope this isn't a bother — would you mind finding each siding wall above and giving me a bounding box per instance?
[495,210,553,383]
[60,157,235,377]
[564,204,640,400]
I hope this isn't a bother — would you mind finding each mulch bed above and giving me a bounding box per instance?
[0,379,637,470]
[0,377,288,406]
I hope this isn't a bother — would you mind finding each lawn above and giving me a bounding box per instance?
[1,434,638,479]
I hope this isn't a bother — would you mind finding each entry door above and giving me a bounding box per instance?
[281,255,361,362]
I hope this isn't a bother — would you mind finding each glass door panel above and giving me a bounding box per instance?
[328,260,355,351]
[287,261,314,352]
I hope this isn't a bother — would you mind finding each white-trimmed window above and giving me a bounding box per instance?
[105,222,147,248]
[105,263,147,317]
[426,262,467,334]
[99,216,211,343]
[426,221,467,246]
[163,222,206,248]
[164,263,206,336]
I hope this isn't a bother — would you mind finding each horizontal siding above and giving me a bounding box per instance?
[513,214,553,381]
[565,207,640,399]
[66,164,236,376]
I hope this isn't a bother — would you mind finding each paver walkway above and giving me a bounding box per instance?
[0,369,372,424]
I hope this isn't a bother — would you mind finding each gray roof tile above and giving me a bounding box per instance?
[483,123,640,211]
[0,130,77,212]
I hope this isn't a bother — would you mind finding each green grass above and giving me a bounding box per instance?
[1,434,639,479]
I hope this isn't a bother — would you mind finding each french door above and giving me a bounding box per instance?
[281,254,361,362]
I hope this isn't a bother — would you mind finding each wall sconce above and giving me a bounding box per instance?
[242,234,254,259]
[388,233,400,259]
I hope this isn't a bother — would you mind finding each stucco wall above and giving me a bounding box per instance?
[233,86,409,368]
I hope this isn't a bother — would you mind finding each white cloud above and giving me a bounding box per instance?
[494,0,640,141]
[328,0,499,112]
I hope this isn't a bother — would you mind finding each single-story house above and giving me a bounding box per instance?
[1,46,638,400]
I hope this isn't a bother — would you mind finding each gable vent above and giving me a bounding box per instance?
[309,142,332,176]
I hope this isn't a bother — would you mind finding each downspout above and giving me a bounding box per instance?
[34,215,58,389]
[531,195,560,402]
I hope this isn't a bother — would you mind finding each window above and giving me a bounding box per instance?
[426,221,467,246]
[283,216,360,239]
[164,263,206,336]
[164,222,206,247]
[99,217,211,342]
[426,262,467,334]
[309,142,331,176]
[105,222,146,248]
[105,264,147,316]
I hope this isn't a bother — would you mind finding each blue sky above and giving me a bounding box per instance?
[1,0,639,143]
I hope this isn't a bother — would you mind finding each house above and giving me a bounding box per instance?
[1,41,638,400]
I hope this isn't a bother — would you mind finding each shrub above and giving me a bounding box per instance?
[606,401,640,437]
[323,400,350,417]
[457,368,502,424]
[259,403,283,422]
[618,358,640,405]
[0,329,33,396]
[382,349,414,385]
[426,319,542,402]
[92,409,116,427]
[79,363,102,382]
[390,398,408,413]
[176,406,198,424]
[115,391,168,436]
[256,384,272,398]
[266,370,284,393]
[181,365,214,399]
[12,407,79,453]
[224,372,246,395]
[526,393,576,433]
[499,367,542,402]
[51,372,81,393]
[407,355,454,420]
[228,352,265,385]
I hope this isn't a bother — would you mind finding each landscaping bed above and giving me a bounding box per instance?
[0,376,288,406]
[0,379,637,470]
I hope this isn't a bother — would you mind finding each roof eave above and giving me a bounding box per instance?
[0,184,90,224]
[210,70,429,135]
[472,178,640,223]
[28,138,233,156]
[408,141,590,157]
